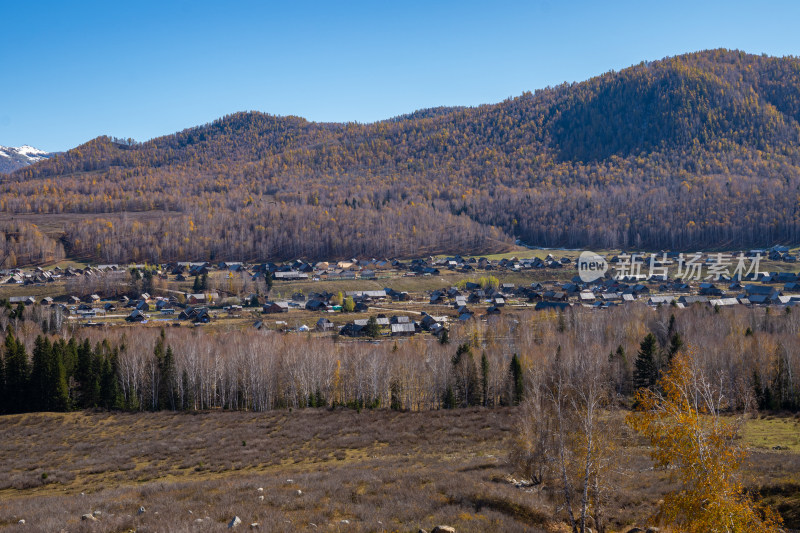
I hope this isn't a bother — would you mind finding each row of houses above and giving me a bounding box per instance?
[422,271,800,314]
[1,264,125,286]
[337,313,447,338]
[5,244,799,288]
[261,287,413,316]
[107,280,800,325]
[160,253,578,285]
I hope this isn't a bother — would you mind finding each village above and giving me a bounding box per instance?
[2,246,800,340]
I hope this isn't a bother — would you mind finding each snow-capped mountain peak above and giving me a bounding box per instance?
[15,145,49,157]
[0,144,53,173]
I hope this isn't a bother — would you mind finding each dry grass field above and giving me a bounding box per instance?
[0,409,798,532]
[0,211,181,241]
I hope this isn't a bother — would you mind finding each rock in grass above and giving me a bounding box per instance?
[249,523,260,529]
[81,514,98,522]
[296,489,303,496]
[137,506,146,515]
[229,516,242,528]
[431,527,456,533]
[17,519,25,525]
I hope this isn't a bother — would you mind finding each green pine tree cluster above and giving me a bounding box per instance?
[0,327,124,414]
[633,316,686,393]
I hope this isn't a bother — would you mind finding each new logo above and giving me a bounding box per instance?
[577,251,608,283]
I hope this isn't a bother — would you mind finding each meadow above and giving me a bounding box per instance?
[0,408,798,532]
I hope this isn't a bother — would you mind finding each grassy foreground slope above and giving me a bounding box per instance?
[0,409,798,532]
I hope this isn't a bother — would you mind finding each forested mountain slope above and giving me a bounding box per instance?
[4,49,800,264]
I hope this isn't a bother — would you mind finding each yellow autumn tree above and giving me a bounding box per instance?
[627,350,782,533]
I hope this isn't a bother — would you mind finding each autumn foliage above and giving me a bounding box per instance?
[627,350,783,532]
[4,50,800,263]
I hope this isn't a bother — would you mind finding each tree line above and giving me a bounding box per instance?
[1,302,798,415]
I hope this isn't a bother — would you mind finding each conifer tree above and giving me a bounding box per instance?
[634,333,660,391]
[365,316,380,338]
[10,302,25,321]
[48,340,70,411]
[75,339,97,408]
[100,349,122,410]
[4,328,30,413]
[63,337,78,380]
[181,369,193,410]
[89,344,103,408]
[159,345,176,410]
[668,332,684,361]
[443,384,456,409]
[615,344,626,362]
[509,353,524,405]
[29,335,50,411]
[142,268,154,294]
[265,271,273,293]
[151,331,165,410]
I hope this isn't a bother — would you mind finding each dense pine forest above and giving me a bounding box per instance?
[4,49,800,264]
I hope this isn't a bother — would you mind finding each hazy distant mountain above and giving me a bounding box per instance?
[0,145,52,173]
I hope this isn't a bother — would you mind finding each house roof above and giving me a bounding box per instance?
[708,298,739,306]
[679,296,709,304]
[354,317,390,326]
[648,296,676,304]
[346,290,387,298]
[391,323,416,333]
[745,285,777,295]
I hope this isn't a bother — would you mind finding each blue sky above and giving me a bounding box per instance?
[3,0,800,152]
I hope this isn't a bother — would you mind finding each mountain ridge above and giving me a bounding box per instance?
[3,49,800,264]
[0,145,52,173]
